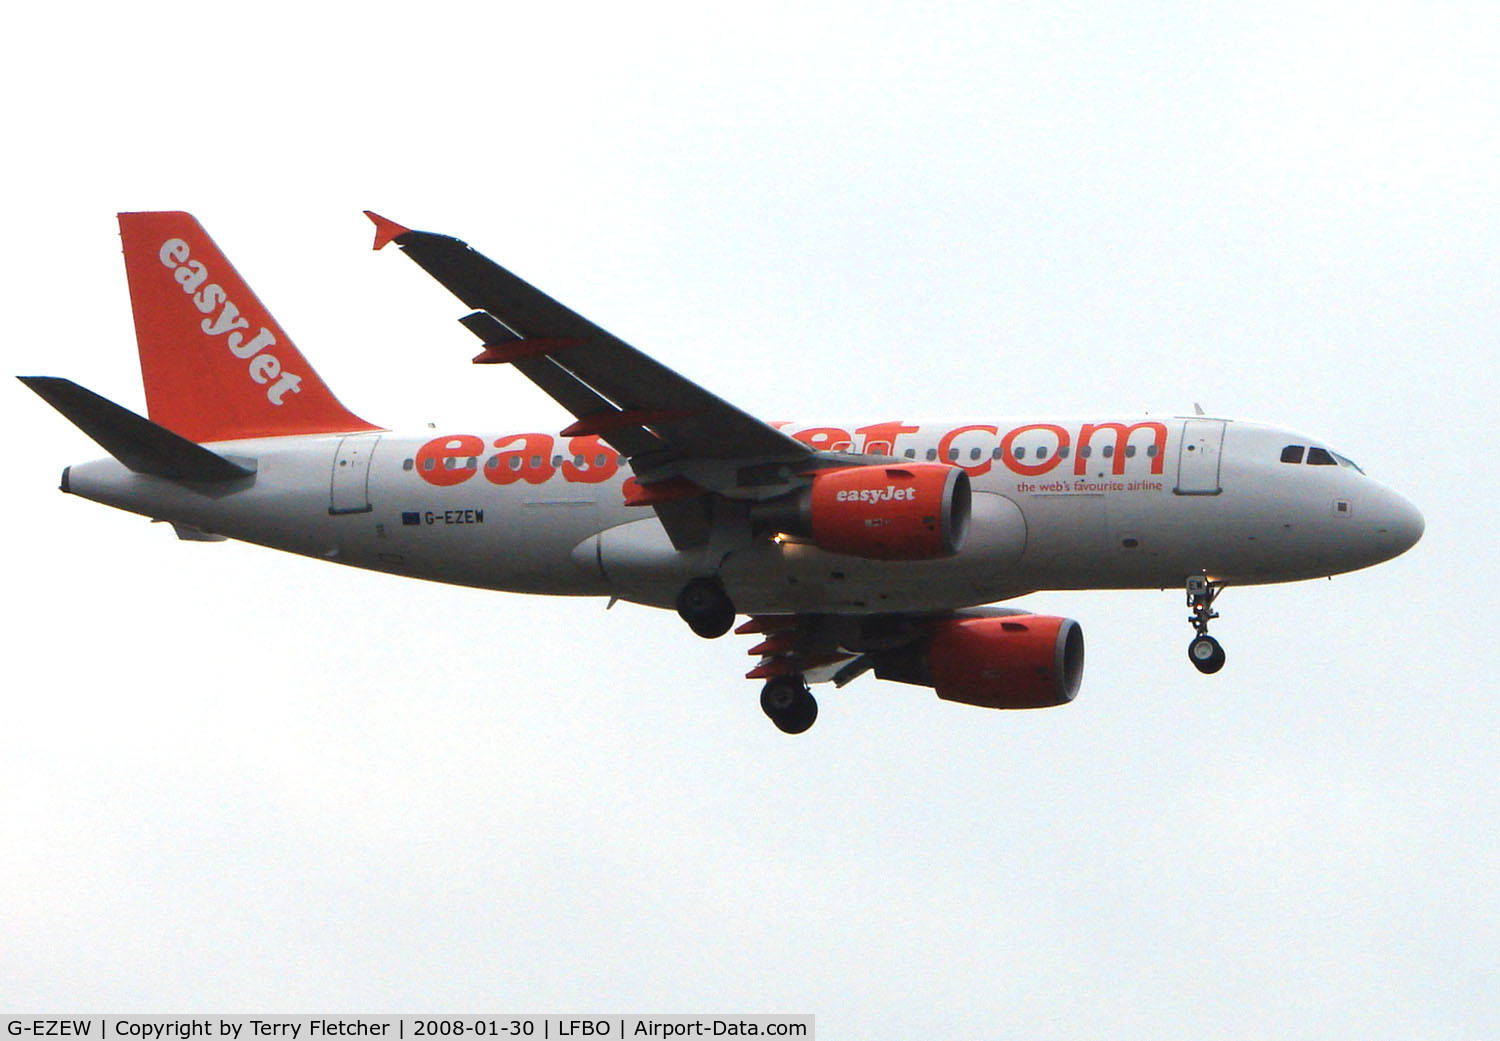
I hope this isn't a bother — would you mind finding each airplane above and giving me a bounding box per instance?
[20,211,1425,733]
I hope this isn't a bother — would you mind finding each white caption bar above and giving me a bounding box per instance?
[2,1018,813,1041]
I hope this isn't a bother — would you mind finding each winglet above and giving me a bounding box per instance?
[364,210,411,250]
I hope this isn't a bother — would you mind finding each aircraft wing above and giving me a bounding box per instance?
[365,212,812,479]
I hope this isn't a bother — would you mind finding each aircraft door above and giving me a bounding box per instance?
[1174,420,1225,495]
[331,434,380,514]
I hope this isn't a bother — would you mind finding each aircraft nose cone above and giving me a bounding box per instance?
[1377,489,1424,559]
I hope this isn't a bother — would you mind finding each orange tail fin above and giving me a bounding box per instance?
[117,211,379,442]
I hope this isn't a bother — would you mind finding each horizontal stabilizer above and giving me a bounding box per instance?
[19,376,255,482]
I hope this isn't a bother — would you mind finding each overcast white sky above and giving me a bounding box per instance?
[3,1,1496,1036]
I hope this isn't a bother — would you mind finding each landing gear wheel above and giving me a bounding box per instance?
[1188,634,1226,674]
[760,676,818,734]
[676,577,735,639]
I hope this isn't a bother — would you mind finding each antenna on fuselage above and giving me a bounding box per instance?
[1193,403,1206,416]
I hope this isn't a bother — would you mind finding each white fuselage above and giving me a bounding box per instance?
[60,415,1425,614]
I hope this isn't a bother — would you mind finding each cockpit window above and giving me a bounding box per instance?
[1281,443,1364,472]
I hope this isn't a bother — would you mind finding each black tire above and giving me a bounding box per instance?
[1188,634,1226,674]
[676,577,735,639]
[784,692,818,734]
[760,677,818,734]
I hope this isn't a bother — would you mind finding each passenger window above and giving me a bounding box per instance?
[510,457,523,471]
[1036,445,1048,460]
[970,447,982,461]
[485,457,499,470]
[403,458,414,471]
[1281,445,1305,464]
[1125,445,1136,458]
[947,448,958,461]
[1014,446,1026,460]
[926,448,938,461]
[1059,446,1070,459]
[573,455,585,467]
[1080,446,1091,459]
[423,458,435,471]
[596,454,608,467]
[1307,447,1336,466]
[1146,444,1158,457]
[1102,445,1114,458]
[904,449,916,459]
[467,457,478,469]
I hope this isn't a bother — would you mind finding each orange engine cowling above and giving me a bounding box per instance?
[874,614,1085,709]
[764,463,970,561]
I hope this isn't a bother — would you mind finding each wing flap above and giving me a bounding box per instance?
[455,310,666,460]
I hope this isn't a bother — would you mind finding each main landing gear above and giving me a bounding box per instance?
[676,577,735,639]
[1186,574,1226,674]
[760,674,818,734]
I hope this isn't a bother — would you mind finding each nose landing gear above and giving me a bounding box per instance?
[1186,574,1226,674]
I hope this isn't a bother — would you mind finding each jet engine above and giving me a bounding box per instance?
[873,613,1084,709]
[752,464,971,561]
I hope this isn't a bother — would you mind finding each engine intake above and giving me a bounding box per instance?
[754,463,971,561]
